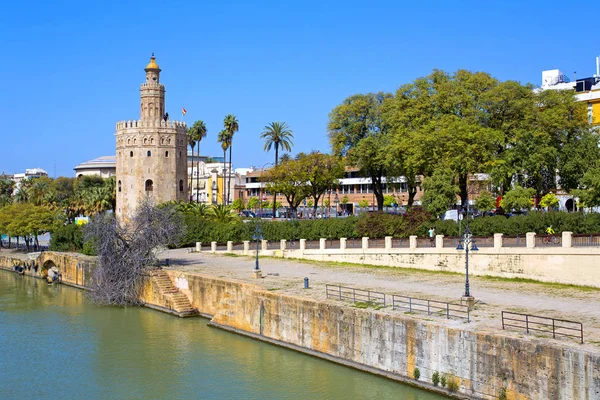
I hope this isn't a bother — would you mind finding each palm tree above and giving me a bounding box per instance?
[208,204,238,224]
[261,122,294,218]
[217,129,231,204]
[188,120,207,203]
[223,114,239,205]
[186,130,196,202]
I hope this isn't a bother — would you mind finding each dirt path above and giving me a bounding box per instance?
[171,249,598,352]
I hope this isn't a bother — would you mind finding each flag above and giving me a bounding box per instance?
[182,107,187,116]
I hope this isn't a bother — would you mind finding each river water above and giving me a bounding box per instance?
[0,270,447,400]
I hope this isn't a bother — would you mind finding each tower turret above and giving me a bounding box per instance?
[140,53,166,120]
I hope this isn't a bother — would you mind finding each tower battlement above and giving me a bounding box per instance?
[116,119,187,131]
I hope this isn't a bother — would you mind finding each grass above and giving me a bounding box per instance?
[267,287,282,291]
[480,275,600,292]
[223,253,240,257]
[352,301,385,310]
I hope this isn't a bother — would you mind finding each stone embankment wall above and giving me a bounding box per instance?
[2,252,599,399]
[165,270,600,400]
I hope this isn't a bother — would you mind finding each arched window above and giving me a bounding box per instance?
[179,151,182,158]
[118,180,122,192]
[147,150,151,157]
[179,179,183,192]
[145,179,153,192]
[165,151,169,157]
[130,151,133,157]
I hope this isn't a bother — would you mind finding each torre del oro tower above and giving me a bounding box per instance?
[115,55,188,219]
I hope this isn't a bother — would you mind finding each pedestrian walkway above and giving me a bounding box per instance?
[162,248,600,350]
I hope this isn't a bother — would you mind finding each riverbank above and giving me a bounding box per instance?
[2,250,599,399]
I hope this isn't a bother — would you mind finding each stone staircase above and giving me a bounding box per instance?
[149,269,197,317]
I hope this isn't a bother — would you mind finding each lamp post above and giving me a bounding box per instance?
[456,205,478,308]
[252,223,263,278]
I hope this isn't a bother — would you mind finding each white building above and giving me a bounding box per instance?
[73,156,116,178]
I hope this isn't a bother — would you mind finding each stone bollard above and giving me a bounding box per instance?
[435,234,444,249]
[243,241,250,255]
[211,242,217,253]
[280,239,287,251]
[261,240,268,251]
[299,239,306,253]
[362,237,369,250]
[227,241,233,252]
[320,238,327,250]
[494,233,503,249]
[195,242,202,252]
[409,235,417,249]
[526,232,536,248]
[562,231,572,248]
[340,237,347,250]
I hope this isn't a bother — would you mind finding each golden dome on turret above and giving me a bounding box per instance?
[145,53,161,71]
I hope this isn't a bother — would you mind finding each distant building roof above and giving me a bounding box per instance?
[74,156,116,171]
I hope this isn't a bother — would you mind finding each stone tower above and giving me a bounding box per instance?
[115,54,188,219]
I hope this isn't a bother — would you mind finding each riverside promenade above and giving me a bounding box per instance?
[161,248,600,351]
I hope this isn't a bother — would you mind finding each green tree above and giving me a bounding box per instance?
[187,128,197,201]
[383,195,396,207]
[500,186,535,211]
[208,204,238,224]
[421,169,458,218]
[263,158,309,213]
[217,129,231,204]
[224,114,239,205]
[575,167,600,208]
[296,152,344,215]
[0,177,14,207]
[539,193,559,210]
[357,199,369,208]
[261,121,294,218]
[231,198,245,213]
[247,197,259,211]
[474,191,496,214]
[328,92,393,210]
[188,120,208,203]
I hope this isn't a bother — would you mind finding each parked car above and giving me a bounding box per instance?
[239,210,256,218]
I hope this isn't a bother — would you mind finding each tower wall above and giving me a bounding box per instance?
[116,119,188,219]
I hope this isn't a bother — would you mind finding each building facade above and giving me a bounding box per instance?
[115,55,188,219]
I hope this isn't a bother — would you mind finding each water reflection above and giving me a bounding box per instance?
[0,270,446,399]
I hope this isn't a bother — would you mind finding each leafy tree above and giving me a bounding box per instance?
[296,152,344,215]
[224,114,239,204]
[474,191,496,214]
[500,186,535,211]
[575,167,600,208]
[421,168,458,218]
[383,195,396,207]
[247,197,259,211]
[188,120,207,203]
[263,158,309,213]
[261,121,294,217]
[0,177,14,206]
[231,198,245,213]
[328,92,393,210]
[357,199,369,208]
[539,193,559,210]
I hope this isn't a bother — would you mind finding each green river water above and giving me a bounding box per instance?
[0,270,448,400]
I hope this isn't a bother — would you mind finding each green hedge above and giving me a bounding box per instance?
[49,223,96,255]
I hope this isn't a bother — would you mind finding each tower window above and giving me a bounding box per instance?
[130,151,133,157]
[179,151,182,158]
[145,179,153,192]
[179,180,183,192]
[147,150,151,157]
[165,151,169,157]
[118,180,122,192]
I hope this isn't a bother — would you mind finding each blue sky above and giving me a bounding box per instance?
[0,0,596,177]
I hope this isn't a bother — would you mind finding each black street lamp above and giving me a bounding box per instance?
[456,206,478,300]
[333,193,339,217]
[253,223,263,272]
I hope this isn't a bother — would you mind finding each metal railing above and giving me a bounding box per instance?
[501,311,583,344]
[392,238,409,248]
[502,235,525,247]
[369,238,385,249]
[572,234,600,247]
[325,284,386,307]
[535,234,562,247]
[392,295,470,322]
